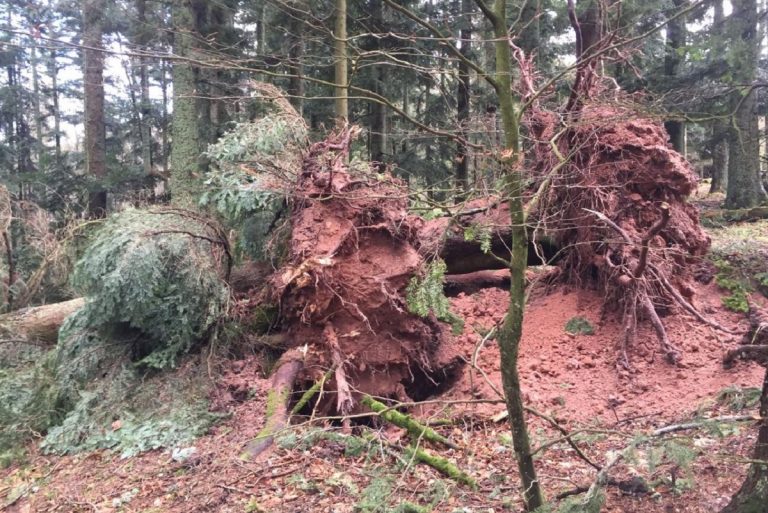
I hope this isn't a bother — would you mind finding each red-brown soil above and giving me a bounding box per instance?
[3,280,763,513]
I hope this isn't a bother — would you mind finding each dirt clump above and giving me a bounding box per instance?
[271,129,462,414]
[529,100,714,366]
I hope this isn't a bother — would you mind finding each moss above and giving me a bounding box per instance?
[564,316,595,335]
[714,260,752,313]
[403,445,477,489]
[361,395,454,448]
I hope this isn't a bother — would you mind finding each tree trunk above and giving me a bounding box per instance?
[170,0,207,207]
[663,0,686,154]
[710,120,728,193]
[82,0,108,217]
[334,0,348,123]
[136,0,153,177]
[30,43,44,168]
[369,0,387,172]
[0,298,85,345]
[490,0,544,509]
[286,7,305,117]
[48,46,61,163]
[161,58,169,178]
[721,368,768,512]
[725,0,767,209]
[455,0,472,197]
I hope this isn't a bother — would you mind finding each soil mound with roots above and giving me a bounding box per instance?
[530,101,714,366]
[271,130,462,415]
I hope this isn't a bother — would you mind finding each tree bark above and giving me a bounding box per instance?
[455,0,472,197]
[82,0,108,217]
[0,298,85,345]
[369,0,387,172]
[721,368,768,512]
[286,6,305,117]
[170,0,207,207]
[490,0,544,509]
[663,0,686,154]
[334,0,348,123]
[136,0,153,178]
[710,120,728,193]
[725,0,767,209]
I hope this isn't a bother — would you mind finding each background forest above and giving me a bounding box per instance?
[2,0,768,512]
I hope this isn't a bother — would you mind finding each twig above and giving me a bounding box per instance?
[651,414,760,436]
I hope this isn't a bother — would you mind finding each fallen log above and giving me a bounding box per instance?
[443,266,561,297]
[0,297,84,345]
[418,202,559,275]
[701,207,768,223]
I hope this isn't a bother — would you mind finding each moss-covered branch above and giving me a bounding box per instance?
[361,395,457,449]
[404,445,477,489]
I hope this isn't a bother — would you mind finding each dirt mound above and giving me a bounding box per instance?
[272,129,462,414]
[529,100,713,365]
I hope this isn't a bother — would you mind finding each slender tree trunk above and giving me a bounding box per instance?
[455,0,472,197]
[136,0,153,177]
[490,0,544,509]
[334,0,348,123]
[48,47,61,163]
[370,0,387,172]
[161,58,169,177]
[286,8,305,116]
[82,0,108,217]
[664,0,686,153]
[30,44,44,168]
[709,0,727,194]
[711,121,729,193]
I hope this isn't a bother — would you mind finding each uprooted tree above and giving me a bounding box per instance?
[0,2,741,511]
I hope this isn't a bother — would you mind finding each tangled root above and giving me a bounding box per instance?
[529,100,721,368]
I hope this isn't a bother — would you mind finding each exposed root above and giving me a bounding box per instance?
[528,100,715,368]
[269,127,462,417]
[641,294,680,364]
[241,348,304,461]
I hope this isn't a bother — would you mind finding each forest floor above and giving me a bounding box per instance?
[2,193,768,513]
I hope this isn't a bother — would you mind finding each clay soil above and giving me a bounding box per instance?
[2,275,764,513]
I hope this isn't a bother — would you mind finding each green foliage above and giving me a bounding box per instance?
[462,223,492,254]
[716,385,762,412]
[1,210,232,461]
[205,116,307,172]
[714,260,751,313]
[564,316,595,336]
[406,259,464,334]
[356,477,395,512]
[202,115,306,262]
[554,489,605,513]
[277,428,370,458]
[708,221,768,310]
[0,350,61,467]
[66,209,230,369]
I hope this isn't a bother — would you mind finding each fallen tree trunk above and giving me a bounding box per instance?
[701,207,768,223]
[0,297,84,345]
[443,266,560,297]
[419,206,559,275]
